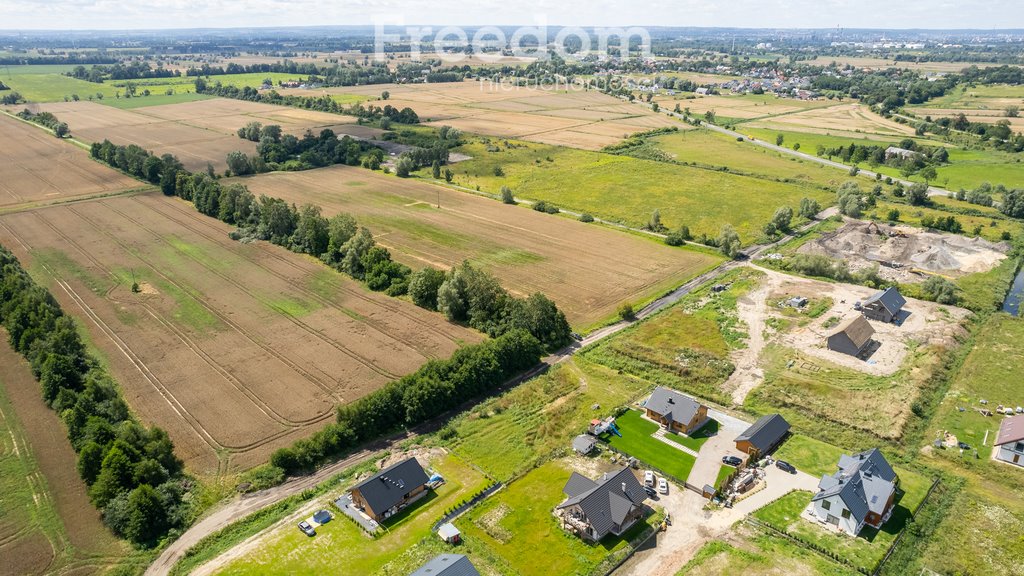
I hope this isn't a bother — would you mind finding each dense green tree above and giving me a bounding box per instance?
[408,267,445,310]
[77,441,105,485]
[124,484,168,546]
[717,225,741,258]
[799,197,821,220]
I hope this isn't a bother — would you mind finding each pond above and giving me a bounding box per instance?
[1002,266,1024,317]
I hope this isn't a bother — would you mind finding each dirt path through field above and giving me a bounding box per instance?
[725,269,780,405]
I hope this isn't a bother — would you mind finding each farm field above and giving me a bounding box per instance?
[0,336,137,576]
[0,193,477,475]
[232,164,723,328]
[0,112,146,211]
[745,103,917,138]
[28,98,381,171]
[446,137,834,243]
[648,128,849,189]
[286,79,679,149]
[653,92,835,121]
[910,83,1024,110]
[804,55,992,73]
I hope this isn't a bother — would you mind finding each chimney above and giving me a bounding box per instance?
[621,482,627,493]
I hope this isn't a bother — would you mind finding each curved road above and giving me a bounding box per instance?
[145,206,833,576]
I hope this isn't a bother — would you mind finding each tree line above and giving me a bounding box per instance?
[16,109,69,138]
[89,140,571,351]
[270,329,544,474]
[0,247,187,547]
[193,78,420,124]
[230,123,381,175]
[65,62,179,83]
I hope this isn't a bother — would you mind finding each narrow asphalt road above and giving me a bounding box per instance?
[146,207,833,576]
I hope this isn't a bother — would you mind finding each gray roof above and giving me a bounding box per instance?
[813,448,897,524]
[557,467,647,538]
[995,414,1024,446]
[863,287,906,315]
[573,434,598,454]
[351,457,429,516]
[735,414,791,452]
[410,554,480,576]
[645,387,703,425]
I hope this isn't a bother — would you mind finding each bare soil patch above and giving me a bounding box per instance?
[0,193,476,475]
[230,165,720,327]
[798,219,1010,283]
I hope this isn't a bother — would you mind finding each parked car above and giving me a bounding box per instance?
[722,455,743,467]
[644,485,657,497]
[776,460,797,474]
[958,441,971,450]
[571,332,583,341]
[658,478,669,494]
[298,521,316,537]
[644,470,655,486]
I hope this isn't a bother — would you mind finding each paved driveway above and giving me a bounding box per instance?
[687,409,749,490]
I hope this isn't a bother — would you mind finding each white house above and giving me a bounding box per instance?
[811,448,898,536]
[995,414,1024,467]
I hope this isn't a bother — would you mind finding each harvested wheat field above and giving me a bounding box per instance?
[654,93,830,120]
[231,165,721,327]
[286,79,678,149]
[33,99,382,171]
[0,113,144,211]
[748,103,917,137]
[0,193,477,475]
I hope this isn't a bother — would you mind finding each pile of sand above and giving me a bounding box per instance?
[799,220,1010,281]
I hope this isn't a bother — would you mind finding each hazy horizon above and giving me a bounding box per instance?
[1,0,1023,33]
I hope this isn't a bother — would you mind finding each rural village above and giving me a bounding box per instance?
[0,14,1022,576]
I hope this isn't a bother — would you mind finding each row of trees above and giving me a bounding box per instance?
[194,78,419,124]
[271,329,544,474]
[90,139,571,351]
[231,124,380,174]
[16,109,69,138]
[816,139,948,174]
[2,91,23,105]
[66,63,179,83]
[0,248,187,547]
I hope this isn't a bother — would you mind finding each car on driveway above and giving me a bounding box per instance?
[644,485,657,497]
[658,478,669,494]
[644,470,655,486]
[776,460,797,474]
[298,521,316,537]
[722,455,743,467]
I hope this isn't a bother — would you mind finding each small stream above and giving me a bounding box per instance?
[1002,267,1024,316]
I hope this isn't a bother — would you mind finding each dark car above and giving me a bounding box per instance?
[298,520,316,537]
[644,485,657,497]
[776,460,797,474]
[958,441,971,450]
[722,455,743,467]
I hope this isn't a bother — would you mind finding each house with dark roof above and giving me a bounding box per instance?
[644,386,709,434]
[994,414,1024,467]
[861,287,906,323]
[349,457,430,523]
[555,467,648,542]
[826,315,875,357]
[410,554,480,576]
[734,414,790,456]
[811,448,899,536]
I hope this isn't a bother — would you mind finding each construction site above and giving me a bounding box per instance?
[798,219,1011,283]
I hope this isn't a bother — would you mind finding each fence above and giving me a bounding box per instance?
[431,481,503,532]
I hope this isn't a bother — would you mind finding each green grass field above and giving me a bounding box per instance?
[602,409,697,482]
[212,454,490,576]
[912,83,1024,110]
[445,138,834,244]
[665,418,719,451]
[457,460,656,576]
[649,128,850,189]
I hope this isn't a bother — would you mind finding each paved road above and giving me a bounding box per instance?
[146,205,834,576]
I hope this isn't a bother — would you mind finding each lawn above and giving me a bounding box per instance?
[457,460,657,576]
[212,454,490,576]
[445,137,834,244]
[917,488,1024,576]
[665,418,720,451]
[602,409,697,483]
[713,465,734,491]
[773,434,846,478]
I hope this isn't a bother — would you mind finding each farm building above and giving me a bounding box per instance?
[573,434,599,455]
[811,448,899,536]
[644,386,709,434]
[555,467,648,542]
[348,457,429,523]
[411,554,480,576]
[437,522,462,544]
[884,146,921,161]
[994,414,1024,467]
[861,286,906,323]
[734,414,791,456]
[826,316,875,357]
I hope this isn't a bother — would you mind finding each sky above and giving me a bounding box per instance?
[0,0,1023,31]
